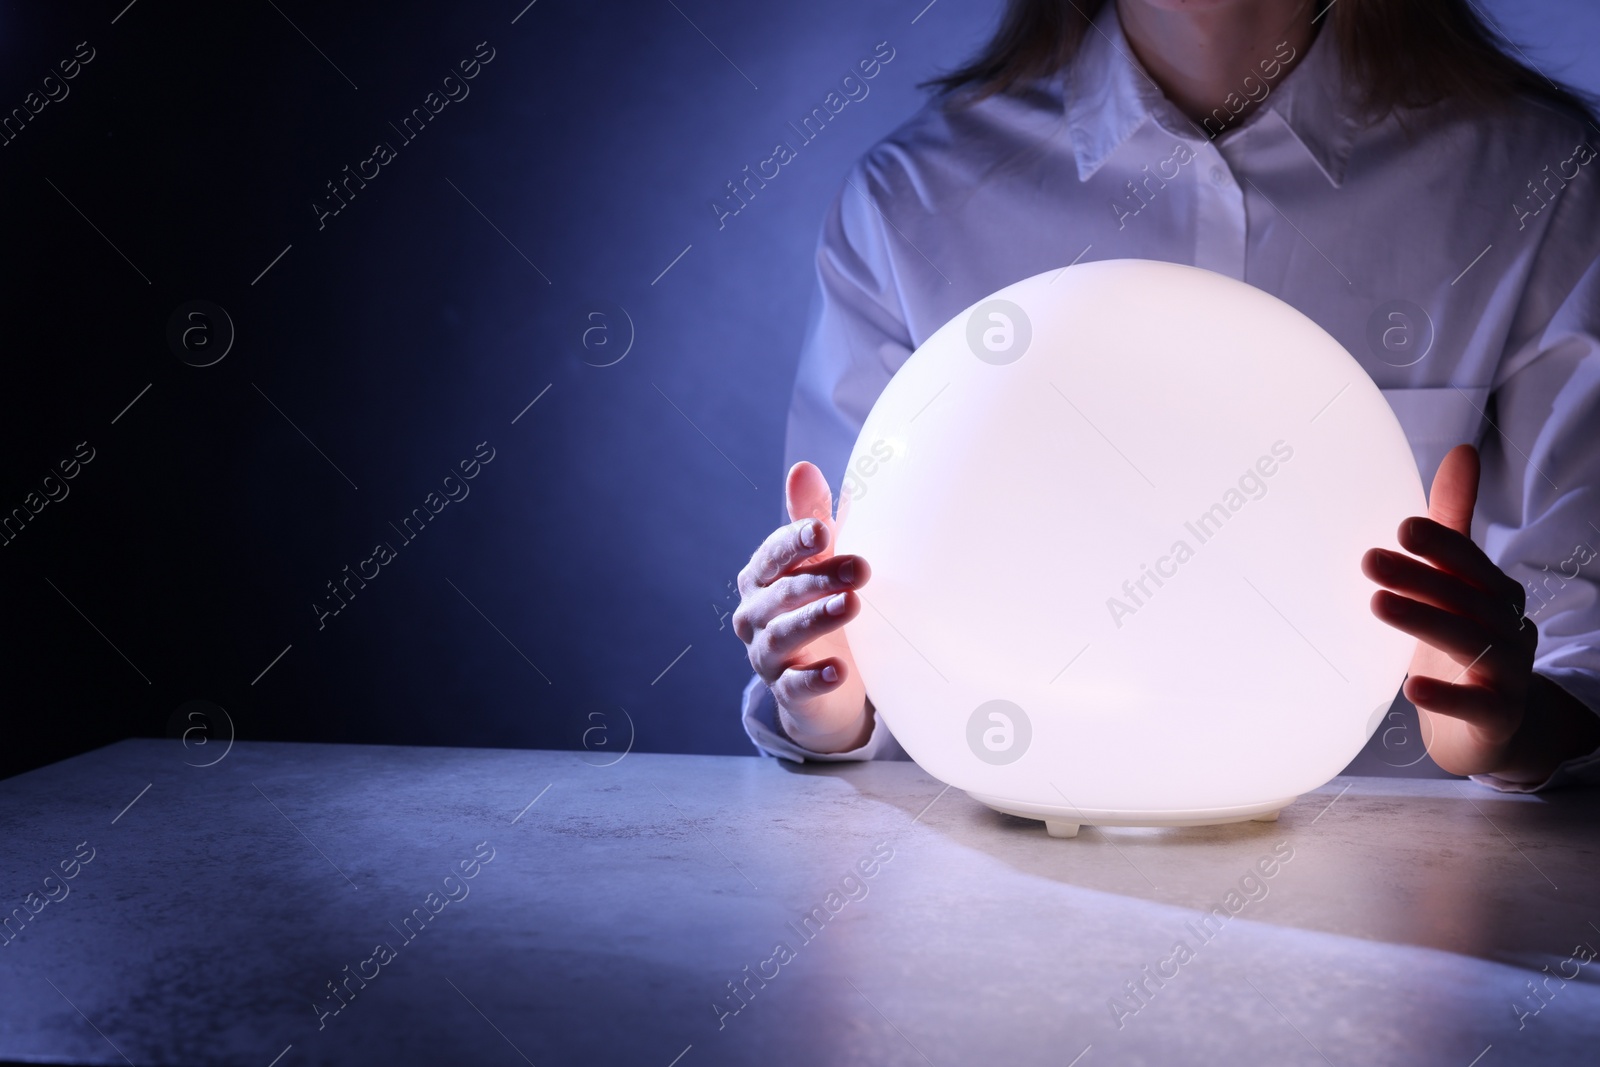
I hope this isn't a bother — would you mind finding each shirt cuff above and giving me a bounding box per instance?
[739,672,911,762]
[1468,667,1600,793]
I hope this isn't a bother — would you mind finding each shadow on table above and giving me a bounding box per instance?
[776,754,1600,970]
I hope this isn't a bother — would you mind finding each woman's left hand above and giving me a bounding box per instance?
[1360,444,1539,776]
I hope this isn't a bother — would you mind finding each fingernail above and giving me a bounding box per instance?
[824,592,848,615]
[821,664,839,683]
[838,559,856,584]
[800,521,816,548]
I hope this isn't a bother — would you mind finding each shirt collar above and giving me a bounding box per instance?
[1065,1,1358,187]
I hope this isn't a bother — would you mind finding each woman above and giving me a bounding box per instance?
[732,0,1600,791]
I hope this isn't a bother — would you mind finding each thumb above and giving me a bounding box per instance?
[785,461,837,553]
[1428,443,1480,536]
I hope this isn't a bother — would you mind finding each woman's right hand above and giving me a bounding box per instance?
[733,461,873,752]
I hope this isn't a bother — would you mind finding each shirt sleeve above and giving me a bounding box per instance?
[738,153,918,763]
[1468,187,1600,793]
[783,154,917,513]
[740,673,911,762]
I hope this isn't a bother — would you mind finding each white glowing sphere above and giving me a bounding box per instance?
[835,260,1425,833]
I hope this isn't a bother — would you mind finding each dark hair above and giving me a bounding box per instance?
[923,0,1595,124]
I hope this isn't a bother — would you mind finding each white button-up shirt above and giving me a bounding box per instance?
[741,2,1600,792]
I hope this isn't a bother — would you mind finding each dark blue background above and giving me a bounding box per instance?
[2,0,1595,779]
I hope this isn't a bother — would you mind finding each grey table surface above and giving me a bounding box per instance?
[1,739,1597,1067]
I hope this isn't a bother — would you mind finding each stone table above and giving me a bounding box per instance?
[1,739,1596,1066]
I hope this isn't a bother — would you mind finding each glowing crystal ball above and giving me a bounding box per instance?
[835,259,1425,835]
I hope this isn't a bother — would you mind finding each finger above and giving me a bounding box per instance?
[1403,675,1518,738]
[762,555,870,620]
[1362,547,1520,639]
[733,555,869,644]
[1398,516,1524,606]
[739,516,829,597]
[1427,443,1479,536]
[737,461,839,596]
[770,658,849,708]
[1369,590,1507,676]
[786,461,837,539]
[750,591,859,680]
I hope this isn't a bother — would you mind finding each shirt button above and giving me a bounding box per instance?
[1210,166,1228,187]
